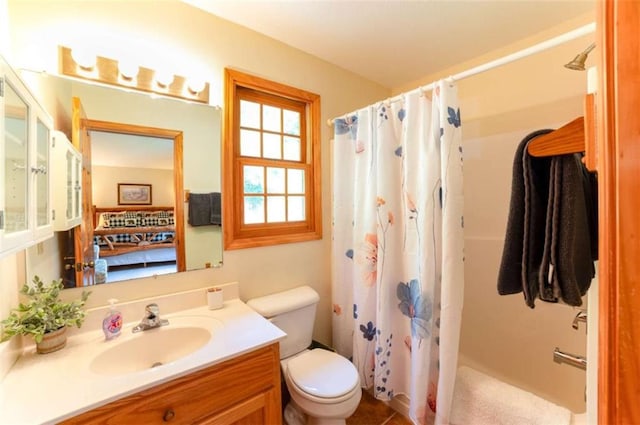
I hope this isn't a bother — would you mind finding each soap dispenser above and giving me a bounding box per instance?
[102,298,123,340]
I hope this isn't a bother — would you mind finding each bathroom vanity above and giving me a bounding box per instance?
[62,344,281,424]
[0,293,286,424]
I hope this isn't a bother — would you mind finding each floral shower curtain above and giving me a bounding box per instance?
[332,81,464,425]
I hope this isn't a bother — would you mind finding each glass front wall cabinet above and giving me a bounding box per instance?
[34,115,52,239]
[52,130,82,230]
[0,55,54,258]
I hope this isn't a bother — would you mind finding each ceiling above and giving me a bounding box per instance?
[183,0,594,89]
[91,132,173,170]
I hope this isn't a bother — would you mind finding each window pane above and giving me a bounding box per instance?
[240,100,260,129]
[267,196,286,223]
[283,109,300,135]
[244,196,264,224]
[283,136,301,161]
[263,133,281,159]
[288,196,305,221]
[263,105,281,132]
[287,169,305,194]
[267,167,285,193]
[243,165,264,193]
[240,129,261,157]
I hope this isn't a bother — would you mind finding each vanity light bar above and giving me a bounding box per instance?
[59,46,210,104]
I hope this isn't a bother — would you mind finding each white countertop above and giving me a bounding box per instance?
[0,299,286,425]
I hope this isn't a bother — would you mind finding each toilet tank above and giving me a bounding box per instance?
[247,286,320,359]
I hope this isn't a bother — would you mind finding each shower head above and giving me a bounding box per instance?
[564,43,596,71]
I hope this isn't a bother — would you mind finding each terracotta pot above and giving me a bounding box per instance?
[36,327,67,354]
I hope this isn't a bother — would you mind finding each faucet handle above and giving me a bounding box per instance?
[131,303,168,333]
[145,303,159,318]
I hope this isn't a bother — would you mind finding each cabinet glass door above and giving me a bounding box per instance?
[3,80,29,236]
[73,154,81,220]
[35,118,50,228]
[65,150,73,219]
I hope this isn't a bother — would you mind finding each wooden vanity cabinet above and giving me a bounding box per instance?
[62,344,282,425]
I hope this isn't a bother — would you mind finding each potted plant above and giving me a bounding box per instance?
[1,276,91,354]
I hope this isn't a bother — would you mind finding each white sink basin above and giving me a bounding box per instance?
[90,316,222,376]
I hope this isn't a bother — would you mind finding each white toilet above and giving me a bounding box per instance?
[247,286,362,425]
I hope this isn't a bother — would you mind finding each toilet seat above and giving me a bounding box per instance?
[286,349,359,400]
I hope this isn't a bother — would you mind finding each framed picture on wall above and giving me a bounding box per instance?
[118,183,152,205]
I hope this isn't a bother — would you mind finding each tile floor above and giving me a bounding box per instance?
[347,391,413,425]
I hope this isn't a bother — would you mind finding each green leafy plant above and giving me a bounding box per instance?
[1,276,91,344]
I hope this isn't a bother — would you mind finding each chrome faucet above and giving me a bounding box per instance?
[132,303,169,333]
[572,310,587,330]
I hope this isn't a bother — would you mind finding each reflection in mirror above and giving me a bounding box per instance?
[4,80,29,235]
[25,73,222,289]
[91,132,177,284]
[35,119,50,227]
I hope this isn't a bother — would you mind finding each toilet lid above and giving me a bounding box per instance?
[287,349,359,398]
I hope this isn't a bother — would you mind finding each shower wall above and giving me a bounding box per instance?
[393,13,594,413]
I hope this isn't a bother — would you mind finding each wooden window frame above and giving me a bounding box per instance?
[223,69,322,250]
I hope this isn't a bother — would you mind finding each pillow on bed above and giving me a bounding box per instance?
[141,212,158,226]
[124,217,138,227]
[101,213,118,228]
[97,214,107,228]
[102,212,141,227]
[123,211,140,227]
[141,211,174,226]
[157,210,175,226]
[106,213,126,227]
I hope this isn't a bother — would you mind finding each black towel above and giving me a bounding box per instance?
[538,158,560,303]
[498,130,597,308]
[549,154,597,305]
[497,129,553,306]
[188,192,221,226]
[210,192,222,225]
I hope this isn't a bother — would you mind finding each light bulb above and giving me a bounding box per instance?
[118,59,139,80]
[155,69,174,87]
[187,77,206,94]
[71,47,96,70]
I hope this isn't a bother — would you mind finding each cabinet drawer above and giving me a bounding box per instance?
[62,344,280,425]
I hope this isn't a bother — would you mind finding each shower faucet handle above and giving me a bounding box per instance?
[572,310,587,330]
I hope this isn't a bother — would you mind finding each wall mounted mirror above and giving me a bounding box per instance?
[25,73,222,288]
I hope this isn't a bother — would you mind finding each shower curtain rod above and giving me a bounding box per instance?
[327,22,595,126]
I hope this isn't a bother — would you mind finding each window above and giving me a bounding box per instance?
[223,69,322,249]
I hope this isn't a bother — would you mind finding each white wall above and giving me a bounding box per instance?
[0,252,24,380]
[3,0,389,356]
[0,0,8,57]
[92,166,174,207]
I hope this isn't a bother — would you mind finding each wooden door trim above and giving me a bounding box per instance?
[72,97,94,287]
[598,1,640,423]
[85,119,186,272]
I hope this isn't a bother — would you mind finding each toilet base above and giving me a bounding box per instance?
[284,400,348,425]
[284,402,307,425]
[308,417,347,425]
